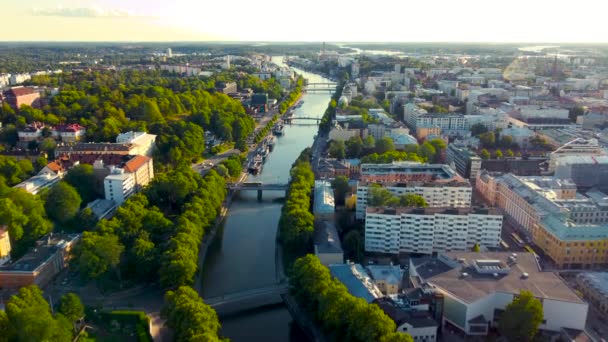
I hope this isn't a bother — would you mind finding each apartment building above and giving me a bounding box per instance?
[446,144,482,182]
[365,207,502,255]
[103,155,154,205]
[554,155,608,191]
[476,171,608,268]
[356,162,471,219]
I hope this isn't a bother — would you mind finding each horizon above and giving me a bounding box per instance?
[3,0,608,43]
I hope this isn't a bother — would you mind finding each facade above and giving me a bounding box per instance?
[52,123,87,142]
[500,127,535,148]
[17,122,46,141]
[576,273,608,315]
[446,144,482,182]
[415,114,468,137]
[366,265,403,295]
[115,131,157,157]
[375,298,439,342]
[360,162,466,184]
[123,155,154,191]
[316,158,351,179]
[328,127,361,141]
[2,87,40,109]
[0,234,80,289]
[476,171,608,268]
[104,170,136,205]
[365,207,502,255]
[0,227,11,266]
[410,252,588,337]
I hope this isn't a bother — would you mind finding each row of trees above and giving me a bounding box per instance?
[290,255,413,342]
[0,286,84,341]
[368,186,428,208]
[335,136,446,164]
[278,76,304,114]
[319,83,345,134]
[278,150,315,258]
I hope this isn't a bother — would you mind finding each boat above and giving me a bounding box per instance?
[256,146,269,161]
[273,123,285,136]
[267,136,277,151]
[247,155,264,175]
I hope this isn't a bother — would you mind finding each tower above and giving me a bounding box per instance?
[167,48,173,58]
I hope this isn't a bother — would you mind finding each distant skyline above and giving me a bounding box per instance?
[2,0,608,43]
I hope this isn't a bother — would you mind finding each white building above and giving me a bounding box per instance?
[356,183,472,220]
[115,131,157,157]
[365,207,502,254]
[415,114,468,137]
[500,127,535,148]
[410,252,588,337]
[104,170,135,205]
[9,73,31,85]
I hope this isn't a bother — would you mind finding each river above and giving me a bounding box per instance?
[201,56,333,341]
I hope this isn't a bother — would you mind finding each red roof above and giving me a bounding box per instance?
[6,87,36,97]
[54,123,85,133]
[123,155,151,173]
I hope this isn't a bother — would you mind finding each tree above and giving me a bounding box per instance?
[480,149,491,160]
[162,286,223,341]
[494,149,503,159]
[331,176,350,205]
[343,230,364,263]
[64,164,100,204]
[399,194,427,207]
[569,106,585,122]
[375,137,395,154]
[44,181,82,224]
[59,293,84,323]
[368,186,397,207]
[419,141,436,162]
[39,137,57,153]
[506,149,515,157]
[345,136,364,158]
[4,285,73,342]
[363,135,376,150]
[479,131,496,148]
[328,140,346,160]
[500,135,514,149]
[77,232,124,279]
[472,243,481,252]
[499,290,543,342]
[428,138,446,163]
[471,123,489,136]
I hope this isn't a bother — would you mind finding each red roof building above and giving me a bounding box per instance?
[2,87,40,109]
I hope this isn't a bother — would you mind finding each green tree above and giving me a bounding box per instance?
[506,149,515,157]
[368,186,396,207]
[399,194,427,207]
[375,137,395,154]
[472,243,481,252]
[363,135,376,150]
[59,293,84,323]
[419,141,436,162]
[470,123,488,136]
[428,138,446,163]
[480,149,491,160]
[494,149,503,159]
[77,232,124,279]
[345,136,364,158]
[343,230,364,263]
[331,176,350,205]
[328,140,346,160]
[162,286,223,341]
[499,290,544,342]
[64,164,100,204]
[39,137,57,154]
[479,131,496,148]
[44,181,82,224]
[500,135,514,149]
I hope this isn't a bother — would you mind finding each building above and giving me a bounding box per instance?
[548,138,606,173]
[103,155,153,205]
[476,171,608,268]
[13,172,62,195]
[446,144,482,182]
[216,81,237,94]
[500,127,535,149]
[115,131,157,157]
[415,114,468,137]
[374,298,439,342]
[360,162,467,184]
[554,155,608,191]
[17,122,46,142]
[366,265,403,295]
[409,252,588,337]
[328,263,383,303]
[576,272,608,315]
[104,169,135,205]
[250,93,269,113]
[328,127,362,141]
[313,180,335,220]
[314,221,343,266]
[0,227,11,266]
[365,207,502,255]
[2,87,40,109]
[85,199,117,220]
[52,123,87,142]
[316,158,351,179]
[0,234,80,289]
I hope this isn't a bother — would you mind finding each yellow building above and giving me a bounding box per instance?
[0,227,11,265]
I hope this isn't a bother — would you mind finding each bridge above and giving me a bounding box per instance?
[283,116,321,124]
[204,284,288,317]
[227,182,289,200]
[303,82,337,93]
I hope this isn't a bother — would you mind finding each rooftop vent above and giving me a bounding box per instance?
[461,272,469,278]
[493,273,499,278]
[522,272,529,279]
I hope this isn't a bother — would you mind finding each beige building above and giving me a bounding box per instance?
[0,227,11,265]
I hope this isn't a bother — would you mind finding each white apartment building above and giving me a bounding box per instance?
[115,131,157,157]
[356,183,472,220]
[365,207,502,254]
[104,170,136,205]
[415,114,468,137]
[403,103,428,128]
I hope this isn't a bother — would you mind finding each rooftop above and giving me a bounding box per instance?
[329,263,382,303]
[314,221,343,255]
[86,199,117,220]
[366,265,403,285]
[411,252,583,304]
[374,297,438,328]
[0,234,80,273]
[367,206,498,217]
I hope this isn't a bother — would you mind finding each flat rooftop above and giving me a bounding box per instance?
[367,206,499,216]
[0,234,80,273]
[411,252,583,304]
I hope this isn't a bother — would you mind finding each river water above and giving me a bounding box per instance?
[201,56,333,341]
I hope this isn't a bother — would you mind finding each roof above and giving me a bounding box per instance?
[411,252,583,304]
[5,87,35,97]
[85,199,117,220]
[374,298,438,328]
[577,273,608,298]
[366,265,403,284]
[56,143,133,153]
[314,221,343,254]
[123,155,151,173]
[329,263,382,303]
[0,234,80,273]
[313,180,335,215]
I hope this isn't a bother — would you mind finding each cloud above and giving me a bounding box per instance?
[31,6,136,18]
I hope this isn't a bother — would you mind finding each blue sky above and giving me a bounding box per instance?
[2,0,607,42]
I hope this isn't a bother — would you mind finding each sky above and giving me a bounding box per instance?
[1,0,607,42]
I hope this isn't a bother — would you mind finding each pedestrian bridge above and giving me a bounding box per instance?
[204,284,289,317]
[304,82,337,93]
[227,182,289,200]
